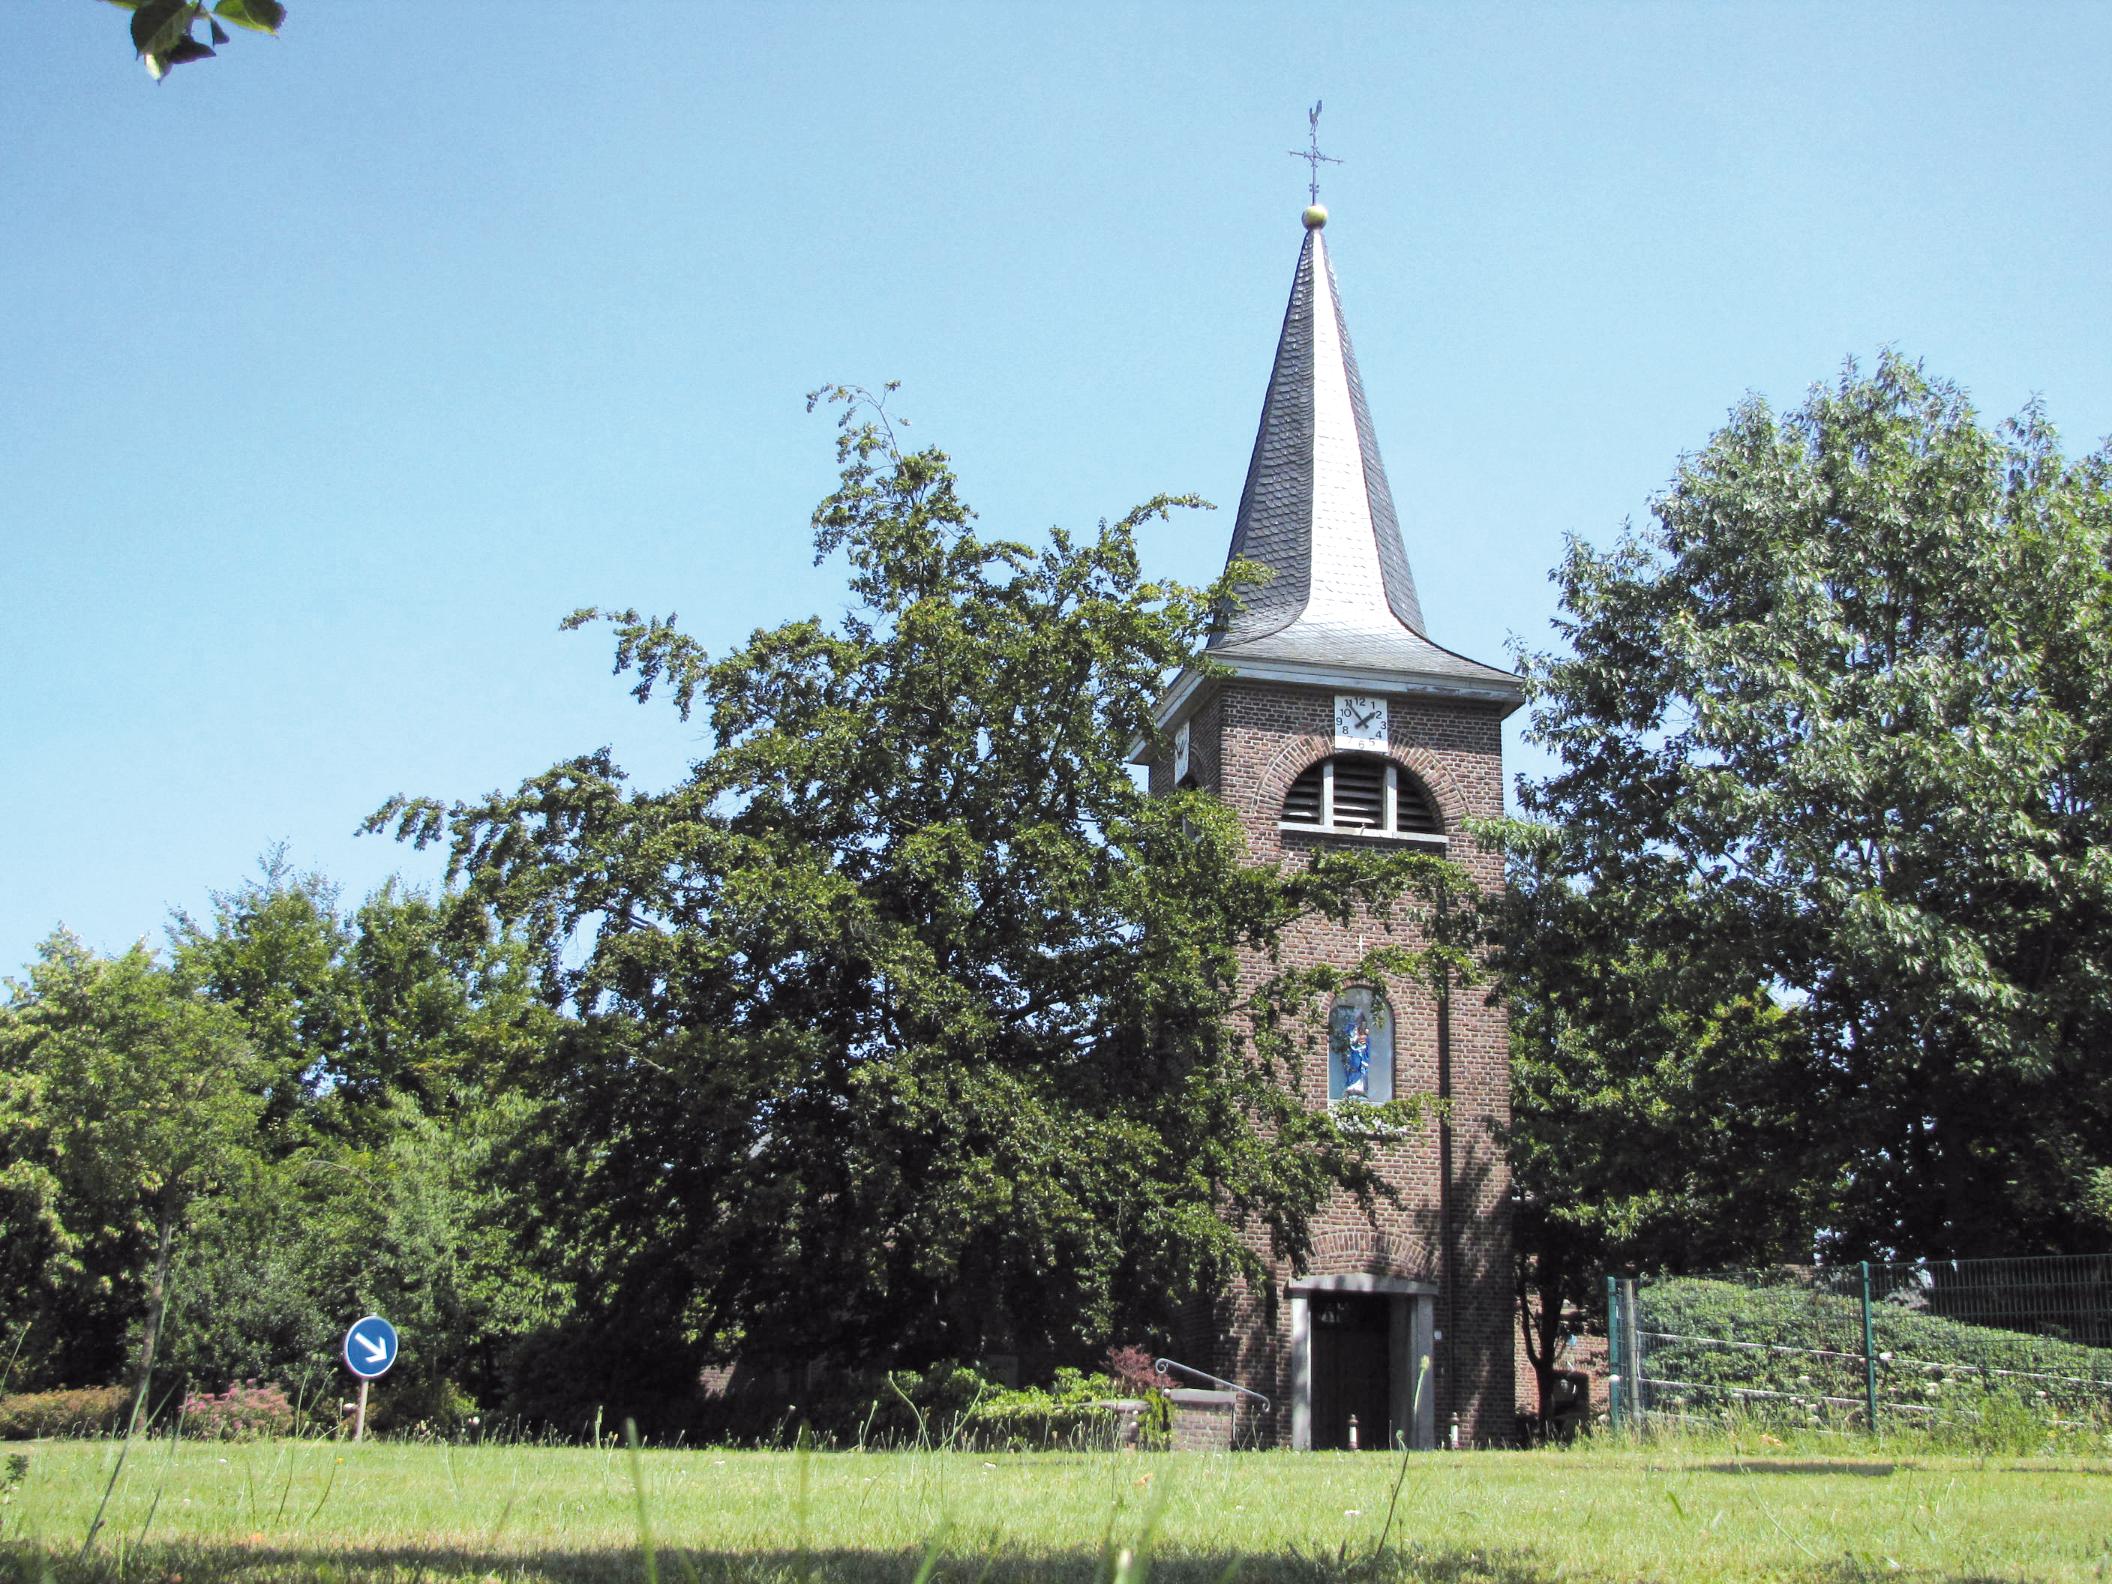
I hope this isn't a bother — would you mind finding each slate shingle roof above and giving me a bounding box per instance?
[1209,224,1520,698]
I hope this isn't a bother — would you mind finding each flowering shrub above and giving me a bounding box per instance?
[180,1380,295,1440]
[0,1387,129,1439]
[1099,1349,1178,1448]
[1104,1344,1162,1396]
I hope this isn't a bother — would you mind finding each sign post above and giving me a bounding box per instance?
[341,1315,399,1442]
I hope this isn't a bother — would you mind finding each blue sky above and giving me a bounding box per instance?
[5,3,2109,972]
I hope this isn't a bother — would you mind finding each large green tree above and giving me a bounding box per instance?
[374,387,1472,1401]
[1516,352,2112,1264]
[162,863,566,1418]
[1493,827,1809,1413]
[170,856,557,1141]
[0,935,260,1398]
[0,864,565,1418]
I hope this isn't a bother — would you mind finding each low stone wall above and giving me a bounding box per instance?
[1165,1388,1239,1451]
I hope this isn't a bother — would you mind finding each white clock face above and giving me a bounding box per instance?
[1334,693,1387,748]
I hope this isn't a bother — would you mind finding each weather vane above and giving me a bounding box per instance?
[1288,100,1341,206]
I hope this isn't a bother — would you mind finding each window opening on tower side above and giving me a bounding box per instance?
[1176,772,1202,841]
[1280,755,1443,841]
[1328,987,1394,1104]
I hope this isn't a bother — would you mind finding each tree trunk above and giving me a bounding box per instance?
[1517,1256,1567,1417]
[129,1209,176,1433]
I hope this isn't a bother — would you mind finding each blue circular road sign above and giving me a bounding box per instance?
[343,1315,400,1379]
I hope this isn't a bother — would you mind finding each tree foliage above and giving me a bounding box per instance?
[0,862,562,1422]
[162,862,566,1418]
[1493,826,1808,1411]
[101,0,286,81]
[0,935,260,1391]
[373,385,1474,1392]
[1514,352,2112,1266]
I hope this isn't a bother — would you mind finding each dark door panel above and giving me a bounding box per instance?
[1310,1294,1391,1450]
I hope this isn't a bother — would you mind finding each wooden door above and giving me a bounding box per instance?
[1310,1294,1392,1450]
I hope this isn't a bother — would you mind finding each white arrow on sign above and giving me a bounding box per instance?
[357,1331,388,1365]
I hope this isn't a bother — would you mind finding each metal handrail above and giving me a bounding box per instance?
[1153,1357,1270,1411]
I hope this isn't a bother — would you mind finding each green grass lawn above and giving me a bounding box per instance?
[2,1437,2107,1583]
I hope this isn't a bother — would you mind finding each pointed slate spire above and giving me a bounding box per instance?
[1209,213,1517,695]
[1218,216,1423,643]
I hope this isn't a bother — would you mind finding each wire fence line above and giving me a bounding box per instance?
[1605,1254,2112,1438]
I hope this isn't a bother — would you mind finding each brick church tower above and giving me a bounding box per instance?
[1141,207,1523,1448]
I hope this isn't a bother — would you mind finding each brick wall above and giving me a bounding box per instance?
[1164,1389,1240,1451]
[1157,678,1516,1446]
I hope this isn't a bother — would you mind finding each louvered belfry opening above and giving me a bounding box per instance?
[1394,772,1441,835]
[1281,755,1443,837]
[1284,762,1325,824]
[1331,755,1387,827]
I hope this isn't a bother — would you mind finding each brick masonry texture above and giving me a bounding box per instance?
[1164,1391,1240,1451]
[1155,679,1516,1446]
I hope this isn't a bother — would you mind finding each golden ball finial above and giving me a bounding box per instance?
[1302,203,1328,230]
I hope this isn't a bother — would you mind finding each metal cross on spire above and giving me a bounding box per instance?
[1288,100,1342,205]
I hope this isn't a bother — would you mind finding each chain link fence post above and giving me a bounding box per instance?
[1860,1260,1879,1433]
[1618,1276,1642,1433]
[1605,1273,1622,1431]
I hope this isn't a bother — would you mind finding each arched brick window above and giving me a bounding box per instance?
[1281,755,1442,839]
[1328,986,1394,1103]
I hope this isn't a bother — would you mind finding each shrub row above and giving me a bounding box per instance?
[1638,1276,2112,1431]
[674,1360,1172,1451]
[0,1387,130,1439]
[0,1359,1172,1449]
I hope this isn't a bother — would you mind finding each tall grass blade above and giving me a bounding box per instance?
[623,1418,658,1584]
[484,1487,517,1552]
[0,1325,28,1397]
[301,1446,342,1531]
[273,1432,300,1523]
[1114,1475,1170,1584]
[78,1437,132,1561]
[793,1425,813,1582]
[1368,1353,1431,1573]
[130,1398,188,1554]
[886,1373,931,1449]
[940,1382,989,1453]
[74,1360,180,1561]
[907,1523,951,1584]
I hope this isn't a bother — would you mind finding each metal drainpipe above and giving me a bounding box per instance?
[1436,891,1457,1442]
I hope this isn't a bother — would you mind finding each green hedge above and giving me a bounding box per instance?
[1638,1277,2112,1431]
[0,1386,130,1440]
[682,1362,1166,1451]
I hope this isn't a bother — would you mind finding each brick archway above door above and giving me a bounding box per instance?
[1304,1228,1439,1287]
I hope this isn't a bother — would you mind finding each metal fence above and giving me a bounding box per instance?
[1605,1254,2112,1436]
